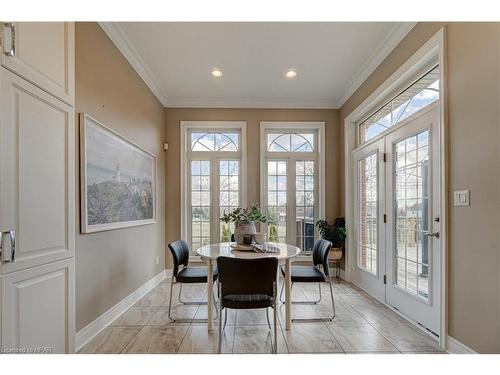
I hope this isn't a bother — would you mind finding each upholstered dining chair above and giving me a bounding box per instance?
[279,238,336,322]
[167,239,218,322]
[216,256,279,354]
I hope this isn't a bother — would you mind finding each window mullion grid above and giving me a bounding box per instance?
[212,156,220,245]
[186,156,193,250]
[288,156,296,248]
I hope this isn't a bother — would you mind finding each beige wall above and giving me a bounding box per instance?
[340,23,500,353]
[75,23,166,331]
[164,108,341,267]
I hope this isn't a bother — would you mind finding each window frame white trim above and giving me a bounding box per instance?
[260,122,326,254]
[344,28,447,349]
[180,121,247,255]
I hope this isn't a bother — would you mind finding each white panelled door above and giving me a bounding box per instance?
[352,106,441,335]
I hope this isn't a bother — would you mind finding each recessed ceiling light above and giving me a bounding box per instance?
[211,68,223,78]
[285,69,297,79]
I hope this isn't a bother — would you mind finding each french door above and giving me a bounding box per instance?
[353,106,441,335]
[385,108,441,334]
[353,138,386,301]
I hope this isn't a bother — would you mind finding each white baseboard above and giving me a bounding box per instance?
[446,336,477,354]
[75,269,167,351]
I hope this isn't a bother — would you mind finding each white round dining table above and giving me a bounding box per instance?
[196,242,301,331]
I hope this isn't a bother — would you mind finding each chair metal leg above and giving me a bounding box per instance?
[273,282,278,354]
[213,292,219,319]
[218,295,223,354]
[280,281,321,304]
[178,283,208,305]
[168,278,218,323]
[291,280,336,322]
[167,275,175,322]
[279,280,285,303]
[329,278,336,318]
[266,308,271,330]
[223,308,228,330]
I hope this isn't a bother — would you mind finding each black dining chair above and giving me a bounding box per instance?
[279,239,336,322]
[216,256,279,354]
[167,239,218,322]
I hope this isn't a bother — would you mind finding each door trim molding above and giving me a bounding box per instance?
[75,269,167,352]
[344,28,447,349]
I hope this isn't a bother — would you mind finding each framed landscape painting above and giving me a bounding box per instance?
[80,113,156,233]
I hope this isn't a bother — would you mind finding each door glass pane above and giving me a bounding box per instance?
[357,153,378,275]
[220,160,239,241]
[295,161,315,251]
[267,160,287,243]
[393,130,430,300]
[191,160,210,252]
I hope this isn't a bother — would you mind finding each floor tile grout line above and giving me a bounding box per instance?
[325,318,399,354]
[325,281,400,354]
[361,312,404,353]
[175,285,203,353]
[119,326,144,354]
[176,317,195,354]
[323,321,347,354]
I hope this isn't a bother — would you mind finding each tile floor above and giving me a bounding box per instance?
[79,277,444,354]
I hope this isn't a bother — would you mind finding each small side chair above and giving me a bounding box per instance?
[167,239,218,322]
[279,238,336,322]
[216,256,279,354]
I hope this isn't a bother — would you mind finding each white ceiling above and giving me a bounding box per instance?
[100,22,415,109]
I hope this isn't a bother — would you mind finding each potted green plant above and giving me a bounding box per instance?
[315,217,346,260]
[220,203,268,245]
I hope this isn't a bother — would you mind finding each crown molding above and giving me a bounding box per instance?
[99,22,415,110]
[98,22,168,106]
[164,97,337,109]
[334,22,417,108]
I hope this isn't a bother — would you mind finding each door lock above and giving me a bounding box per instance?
[424,231,440,239]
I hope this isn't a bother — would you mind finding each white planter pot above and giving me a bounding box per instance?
[234,221,256,244]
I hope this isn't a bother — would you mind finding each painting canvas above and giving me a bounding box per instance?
[80,114,156,233]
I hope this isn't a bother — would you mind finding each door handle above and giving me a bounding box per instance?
[424,231,440,239]
[2,22,16,57]
[0,230,15,263]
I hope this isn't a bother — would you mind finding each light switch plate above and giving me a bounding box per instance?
[454,190,470,206]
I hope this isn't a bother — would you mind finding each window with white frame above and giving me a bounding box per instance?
[181,122,246,254]
[358,65,440,144]
[260,122,325,253]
